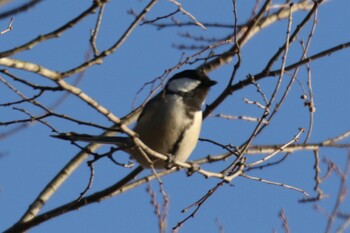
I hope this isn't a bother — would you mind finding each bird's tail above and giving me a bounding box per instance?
[52,132,132,146]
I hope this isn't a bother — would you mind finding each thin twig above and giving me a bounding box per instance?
[0,2,100,57]
[241,173,310,197]
[168,0,206,30]
[75,161,95,202]
[147,181,169,233]
[0,17,14,35]
[61,0,159,78]
[173,182,224,231]
[90,4,105,56]
[247,128,304,167]
[279,209,290,233]
[243,97,267,110]
[325,154,350,233]
[210,113,269,124]
[299,150,324,202]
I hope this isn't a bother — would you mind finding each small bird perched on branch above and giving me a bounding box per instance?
[53,69,217,168]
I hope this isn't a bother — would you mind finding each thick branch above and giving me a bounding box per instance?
[0,57,61,79]
[5,166,145,233]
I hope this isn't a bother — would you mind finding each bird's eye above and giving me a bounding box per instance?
[167,78,201,93]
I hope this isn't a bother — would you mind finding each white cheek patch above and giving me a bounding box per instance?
[167,77,201,93]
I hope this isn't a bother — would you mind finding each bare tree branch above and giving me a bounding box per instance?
[1,0,350,232]
[0,17,13,35]
[0,2,100,57]
[0,0,43,20]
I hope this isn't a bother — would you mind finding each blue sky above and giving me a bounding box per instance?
[1,1,350,232]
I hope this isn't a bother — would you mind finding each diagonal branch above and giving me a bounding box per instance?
[60,0,159,78]
[0,2,100,57]
[0,57,61,79]
[5,166,146,233]
[11,0,159,225]
[203,40,350,118]
[0,0,43,20]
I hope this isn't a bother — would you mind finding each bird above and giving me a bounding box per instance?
[53,69,217,169]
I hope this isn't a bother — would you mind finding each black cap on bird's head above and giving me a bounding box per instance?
[165,69,216,111]
[170,69,217,87]
[166,69,217,94]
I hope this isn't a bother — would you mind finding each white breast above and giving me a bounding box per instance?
[173,110,202,162]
